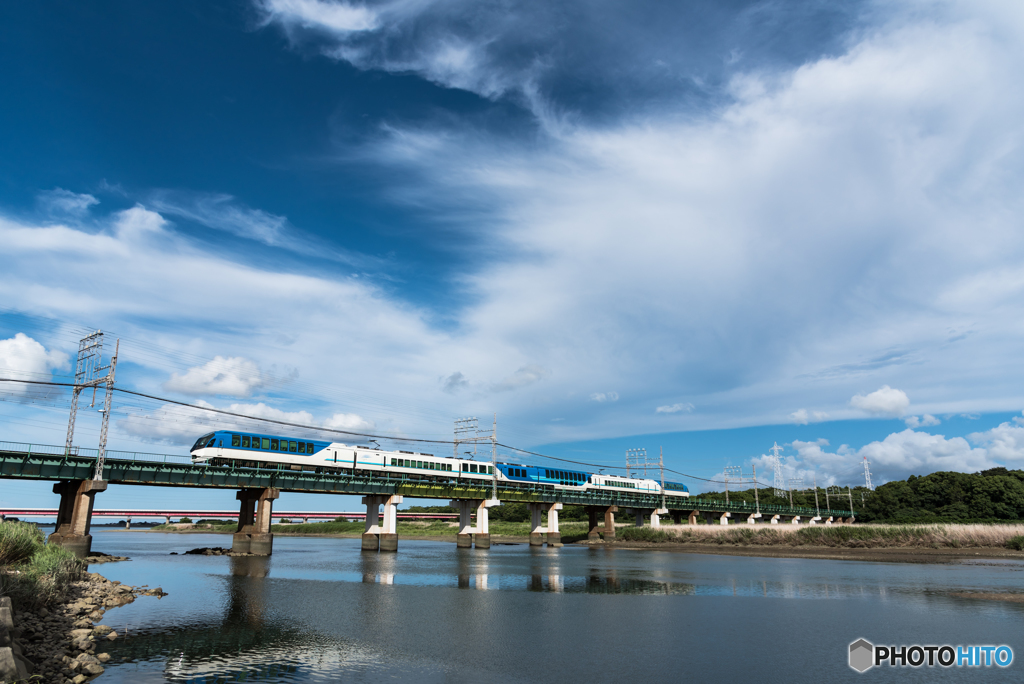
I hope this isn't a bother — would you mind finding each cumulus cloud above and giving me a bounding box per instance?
[850,386,910,417]
[904,414,940,428]
[590,392,619,403]
[10,0,1024,447]
[164,357,265,397]
[118,400,374,444]
[0,333,69,399]
[656,403,694,414]
[323,412,375,431]
[746,418,1024,492]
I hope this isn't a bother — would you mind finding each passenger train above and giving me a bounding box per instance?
[190,430,689,497]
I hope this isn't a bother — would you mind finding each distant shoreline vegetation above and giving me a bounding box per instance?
[696,468,1024,525]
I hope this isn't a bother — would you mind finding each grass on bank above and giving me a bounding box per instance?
[616,523,1024,549]
[0,522,84,609]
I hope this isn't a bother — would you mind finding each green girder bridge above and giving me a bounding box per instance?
[0,441,855,557]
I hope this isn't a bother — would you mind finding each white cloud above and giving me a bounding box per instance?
[164,357,265,397]
[323,412,375,431]
[259,0,379,33]
[968,417,1024,462]
[0,333,69,399]
[491,364,549,392]
[590,392,619,403]
[9,1,1024,447]
[850,386,910,417]
[656,403,693,414]
[790,409,829,425]
[904,414,940,428]
[118,400,374,444]
[37,188,99,218]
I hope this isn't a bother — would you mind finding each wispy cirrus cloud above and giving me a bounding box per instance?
[146,191,371,266]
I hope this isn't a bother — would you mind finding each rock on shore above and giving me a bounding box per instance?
[0,571,166,684]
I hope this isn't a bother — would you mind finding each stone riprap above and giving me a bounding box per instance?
[0,571,166,684]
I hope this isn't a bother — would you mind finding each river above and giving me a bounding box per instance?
[71,530,1023,683]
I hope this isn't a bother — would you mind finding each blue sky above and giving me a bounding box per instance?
[3,0,1024,514]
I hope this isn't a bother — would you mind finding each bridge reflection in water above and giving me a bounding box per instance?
[102,554,705,682]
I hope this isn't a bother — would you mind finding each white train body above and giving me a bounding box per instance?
[189,431,689,496]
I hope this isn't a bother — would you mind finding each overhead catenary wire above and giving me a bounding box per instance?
[0,377,875,488]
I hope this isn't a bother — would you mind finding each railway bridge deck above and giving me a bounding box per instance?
[0,442,855,557]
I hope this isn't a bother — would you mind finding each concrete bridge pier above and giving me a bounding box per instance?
[451,499,498,549]
[746,512,762,525]
[232,487,279,555]
[808,516,821,525]
[546,503,561,546]
[586,505,617,541]
[824,516,834,525]
[770,515,781,524]
[672,512,682,525]
[604,506,618,540]
[48,479,107,559]
[125,517,131,530]
[632,509,645,527]
[718,512,731,525]
[529,503,545,546]
[790,516,801,525]
[529,502,562,546]
[650,508,668,528]
[688,510,699,525]
[361,495,403,552]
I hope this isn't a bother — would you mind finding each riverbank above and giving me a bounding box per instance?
[593,539,1024,563]
[138,521,1024,564]
[3,568,166,683]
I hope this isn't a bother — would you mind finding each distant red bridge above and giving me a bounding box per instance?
[0,508,456,523]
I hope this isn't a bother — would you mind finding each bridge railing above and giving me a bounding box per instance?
[0,442,854,516]
[0,442,193,465]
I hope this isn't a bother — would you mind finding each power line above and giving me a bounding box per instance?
[0,377,876,488]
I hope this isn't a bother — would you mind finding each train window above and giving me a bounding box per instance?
[306,443,314,453]
[298,442,306,454]
[231,435,241,447]
[241,436,250,448]
[415,461,421,469]
[289,441,297,452]
[261,438,270,449]
[470,464,477,473]
[271,439,279,450]
[391,458,396,466]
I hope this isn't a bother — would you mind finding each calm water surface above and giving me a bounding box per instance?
[69,530,1024,683]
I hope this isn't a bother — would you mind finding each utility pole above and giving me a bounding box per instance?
[626,448,649,479]
[813,473,820,517]
[64,331,119,480]
[863,457,874,491]
[787,478,803,509]
[825,486,830,510]
[848,486,855,515]
[65,332,104,455]
[724,466,742,504]
[659,447,666,511]
[491,414,497,501]
[453,417,480,459]
[770,442,784,496]
[752,464,760,515]
[93,339,119,481]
